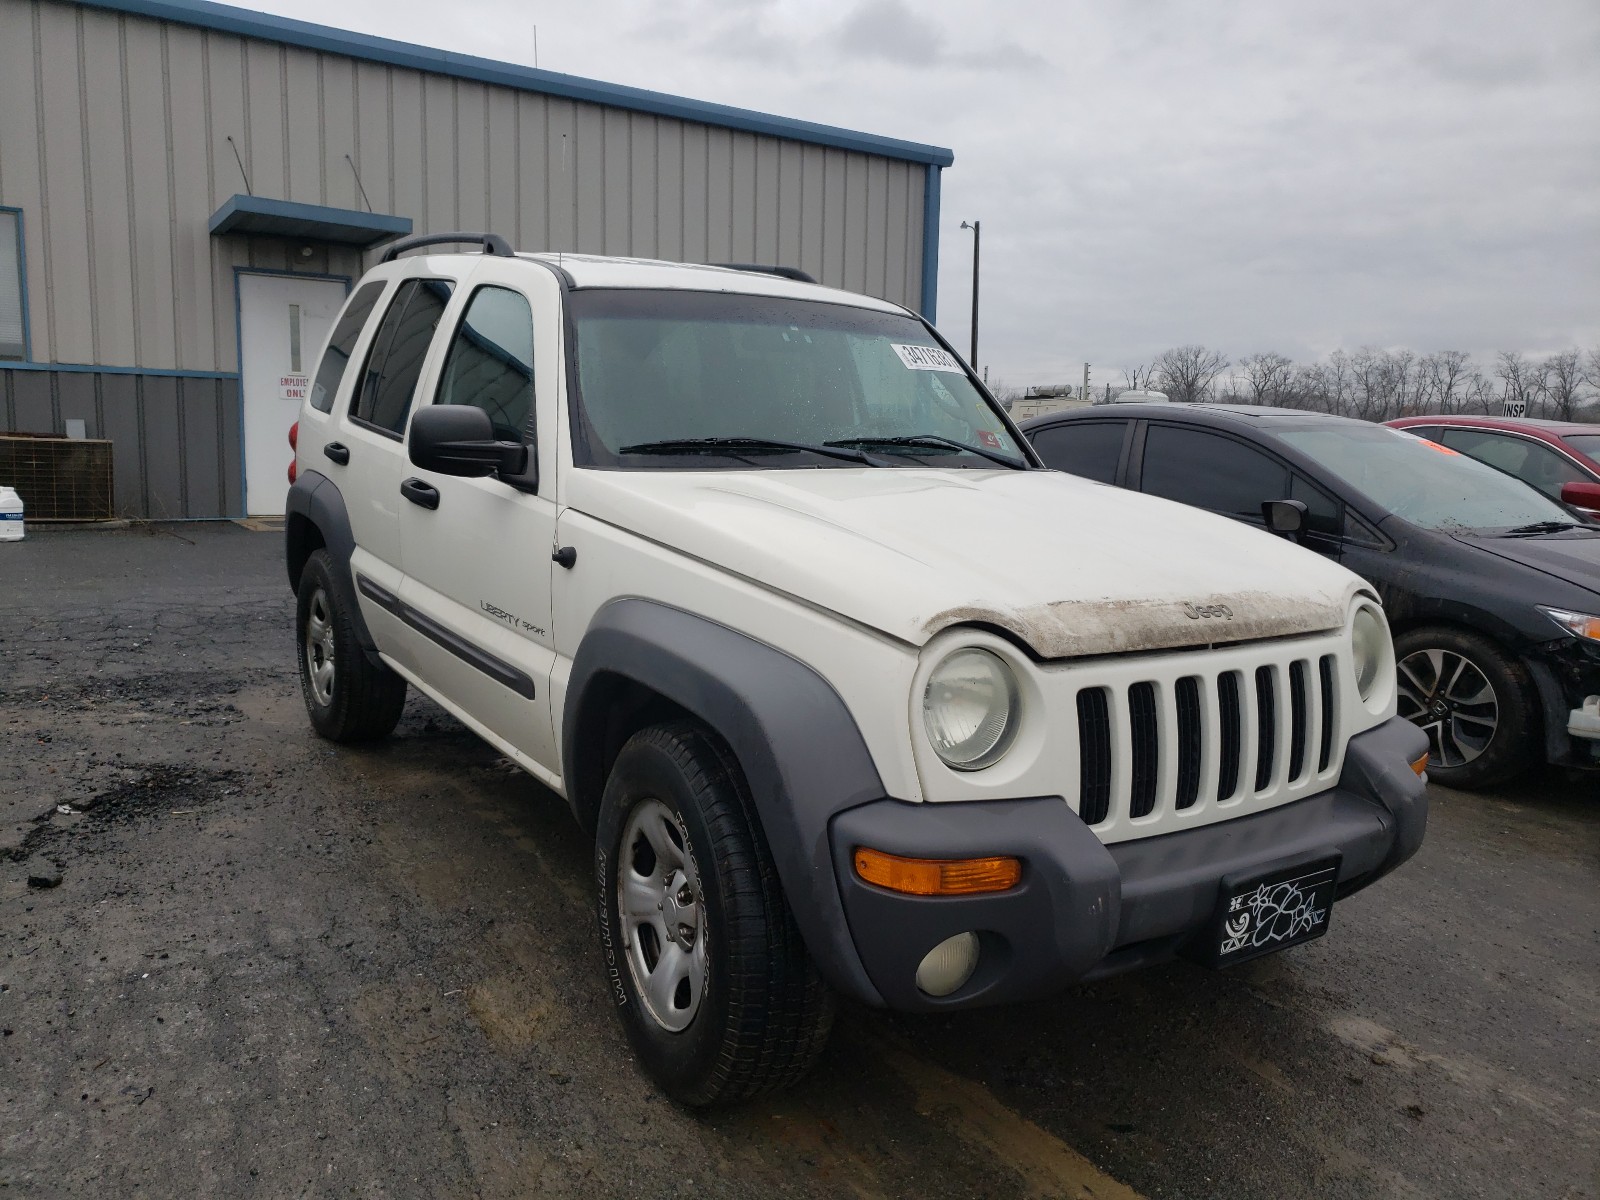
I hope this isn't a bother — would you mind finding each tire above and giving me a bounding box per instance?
[295,549,407,743]
[594,722,834,1106]
[1393,625,1537,790]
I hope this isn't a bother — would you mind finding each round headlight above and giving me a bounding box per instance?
[922,648,1021,770]
[1351,606,1389,702]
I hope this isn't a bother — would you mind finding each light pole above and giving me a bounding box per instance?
[959,219,980,370]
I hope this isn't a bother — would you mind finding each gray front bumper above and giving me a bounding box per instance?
[827,716,1428,1012]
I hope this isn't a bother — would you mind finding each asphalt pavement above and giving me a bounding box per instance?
[1,524,1596,1199]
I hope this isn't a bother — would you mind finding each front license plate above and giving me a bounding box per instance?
[1204,855,1341,968]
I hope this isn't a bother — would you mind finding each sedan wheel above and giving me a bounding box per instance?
[1396,648,1500,769]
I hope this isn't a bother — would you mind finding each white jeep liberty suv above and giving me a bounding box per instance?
[286,233,1429,1105]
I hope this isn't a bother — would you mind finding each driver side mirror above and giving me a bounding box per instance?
[409,405,527,479]
[1262,499,1308,540]
[1560,480,1600,520]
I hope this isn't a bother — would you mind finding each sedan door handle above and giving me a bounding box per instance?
[323,442,350,466]
[400,478,440,510]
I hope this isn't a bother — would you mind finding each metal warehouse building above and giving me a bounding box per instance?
[0,0,952,518]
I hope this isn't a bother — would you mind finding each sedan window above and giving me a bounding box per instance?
[1438,428,1589,501]
[1139,425,1288,523]
[1027,421,1128,483]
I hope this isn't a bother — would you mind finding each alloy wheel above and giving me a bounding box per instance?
[1396,648,1499,768]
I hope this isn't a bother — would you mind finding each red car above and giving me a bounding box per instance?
[1387,415,1600,520]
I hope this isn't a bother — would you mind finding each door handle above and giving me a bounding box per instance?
[400,478,440,510]
[323,442,350,466]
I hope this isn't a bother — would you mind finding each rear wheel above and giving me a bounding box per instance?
[1394,625,1536,790]
[594,722,834,1106]
[295,549,407,742]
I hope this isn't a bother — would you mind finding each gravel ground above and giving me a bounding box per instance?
[1,523,1596,1199]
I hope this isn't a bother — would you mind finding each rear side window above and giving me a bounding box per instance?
[1027,421,1128,483]
[1438,428,1588,501]
[1140,425,1289,523]
[434,286,536,442]
[350,279,455,436]
[309,281,385,413]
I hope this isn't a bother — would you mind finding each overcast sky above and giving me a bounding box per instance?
[257,0,1599,391]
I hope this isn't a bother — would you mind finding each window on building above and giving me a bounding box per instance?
[1026,421,1128,483]
[0,210,25,362]
[309,281,386,413]
[351,279,454,436]
[433,286,536,442]
[1139,425,1290,523]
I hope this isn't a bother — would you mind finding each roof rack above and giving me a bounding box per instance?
[380,232,514,263]
[712,263,818,284]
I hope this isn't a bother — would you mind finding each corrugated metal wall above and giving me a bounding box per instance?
[0,368,241,517]
[0,0,929,375]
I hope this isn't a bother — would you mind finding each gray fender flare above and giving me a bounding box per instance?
[284,470,379,658]
[563,598,887,1005]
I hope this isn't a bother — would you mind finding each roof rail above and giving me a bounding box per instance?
[380,232,515,263]
[712,263,818,284]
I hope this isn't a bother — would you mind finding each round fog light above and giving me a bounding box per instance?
[916,932,980,998]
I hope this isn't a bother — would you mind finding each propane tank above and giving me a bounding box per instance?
[0,485,23,541]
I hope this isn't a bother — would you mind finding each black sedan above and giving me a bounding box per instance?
[1021,404,1600,789]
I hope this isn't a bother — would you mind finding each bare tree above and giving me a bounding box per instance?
[1238,352,1295,406]
[1418,350,1474,414]
[1494,350,1547,416]
[1153,344,1230,404]
[1541,350,1586,421]
[1122,363,1158,390]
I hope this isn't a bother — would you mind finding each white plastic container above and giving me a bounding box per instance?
[0,485,24,541]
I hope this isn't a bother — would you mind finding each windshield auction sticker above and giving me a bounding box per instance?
[891,344,963,372]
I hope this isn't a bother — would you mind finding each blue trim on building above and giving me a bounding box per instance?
[919,166,942,321]
[1,205,32,363]
[1,361,239,380]
[209,194,412,247]
[79,0,955,168]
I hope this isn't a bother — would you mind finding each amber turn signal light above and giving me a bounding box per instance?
[853,847,1022,896]
[1410,753,1429,776]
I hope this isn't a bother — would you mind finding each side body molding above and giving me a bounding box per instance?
[284,470,380,661]
[563,598,888,1005]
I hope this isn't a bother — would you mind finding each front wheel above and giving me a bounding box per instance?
[1393,625,1536,790]
[594,723,834,1106]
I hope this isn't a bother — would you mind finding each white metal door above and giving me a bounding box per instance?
[239,273,345,516]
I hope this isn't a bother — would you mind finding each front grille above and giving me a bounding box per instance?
[1064,641,1347,834]
[1174,677,1202,810]
[1077,688,1112,825]
[1288,660,1310,781]
[1217,672,1242,801]
[1128,682,1159,818]
[1254,665,1277,792]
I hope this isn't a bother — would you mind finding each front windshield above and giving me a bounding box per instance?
[568,289,1024,468]
[1280,424,1578,532]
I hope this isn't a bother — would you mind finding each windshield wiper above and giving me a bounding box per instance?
[1502,520,1586,536]
[617,437,883,466]
[825,434,1026,470]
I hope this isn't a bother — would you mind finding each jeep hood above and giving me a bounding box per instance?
[565,468,1362,657]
